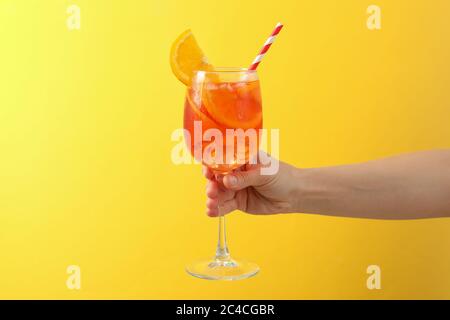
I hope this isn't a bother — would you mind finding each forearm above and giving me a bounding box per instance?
[294,150,450,219]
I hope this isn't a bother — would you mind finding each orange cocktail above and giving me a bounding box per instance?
[183,69,262,173]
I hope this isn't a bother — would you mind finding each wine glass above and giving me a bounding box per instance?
[183,67,262,280]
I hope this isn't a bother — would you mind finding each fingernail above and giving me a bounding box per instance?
[228,175,238,186]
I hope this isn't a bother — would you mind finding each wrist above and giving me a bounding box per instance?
[289,166,308,213]
[291,167,331,214]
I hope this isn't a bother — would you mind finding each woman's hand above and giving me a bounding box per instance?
[204,154,301,217]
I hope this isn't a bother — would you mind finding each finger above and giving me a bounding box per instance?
[202,166,215,180]
[206,196,219,217]
[218,199,238,216]
[206,185,235,205]
[216,188,235,202]
[206,197,219,208]
[214,173,224,186]
[223,168,270,191]
[206,197,219,212]
[206,199,237,217]
[207,206,219,217]
[206,180,219,199]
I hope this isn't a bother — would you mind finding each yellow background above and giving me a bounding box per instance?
[1,0,449,299]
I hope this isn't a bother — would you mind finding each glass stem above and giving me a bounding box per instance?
[215,215,230,261]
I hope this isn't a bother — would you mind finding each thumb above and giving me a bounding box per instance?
[223,168,269,190]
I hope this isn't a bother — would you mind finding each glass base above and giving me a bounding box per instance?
[186,257,259,281]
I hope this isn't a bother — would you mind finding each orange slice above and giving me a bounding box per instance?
[203,81,263,129]
[170,29,212,86]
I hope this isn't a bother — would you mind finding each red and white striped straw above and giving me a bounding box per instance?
[248,22,284,71]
